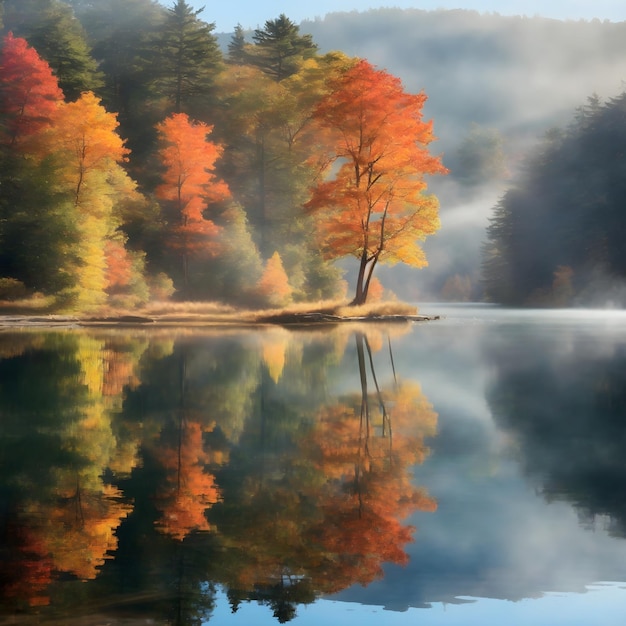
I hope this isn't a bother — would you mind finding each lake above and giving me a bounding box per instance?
[1,304,626,625]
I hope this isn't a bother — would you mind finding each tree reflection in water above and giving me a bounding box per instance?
[0,327,437,623]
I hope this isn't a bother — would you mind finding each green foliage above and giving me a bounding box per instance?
[227,23,248,65]
[483,92,626,306]
[0,154,80,296]
[73,0,167,179]
[455,123,507,186]
[0,278,28,300]
[199,204,264,305]
[248,14,318,81]
[2,0,103,99]
[152,0,223,116]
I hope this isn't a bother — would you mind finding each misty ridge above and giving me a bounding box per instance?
[297,9,626,302]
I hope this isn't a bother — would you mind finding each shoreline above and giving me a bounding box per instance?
[0,311,440,329]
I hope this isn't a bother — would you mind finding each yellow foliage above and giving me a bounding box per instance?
[257,251,293,307]
[261,331,289,383]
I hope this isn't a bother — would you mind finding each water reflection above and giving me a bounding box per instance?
[486,321,626,536]
[0,326,436,622]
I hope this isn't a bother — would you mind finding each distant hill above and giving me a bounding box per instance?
[301,9,626,151]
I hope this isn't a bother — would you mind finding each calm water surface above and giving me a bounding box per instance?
[1,304,626,625]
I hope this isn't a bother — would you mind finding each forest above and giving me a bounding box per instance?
[0,0,446,312]
[2,1,626,310]
[483,93,626,306]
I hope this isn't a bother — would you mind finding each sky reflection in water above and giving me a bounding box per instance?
[1,305,626,624]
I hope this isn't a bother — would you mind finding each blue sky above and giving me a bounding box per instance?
[167,1,626,33]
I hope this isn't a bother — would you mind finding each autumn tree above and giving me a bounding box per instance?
[0,34,78,296]
[1,0,103,100]
[256,251,293,307]
[0,32,64,147]
[306,59,448,305]
[214,52,350,299]
[46,91,140,308]
[301,331,437,588]
[155,112,229,294]
[154,419,220,541]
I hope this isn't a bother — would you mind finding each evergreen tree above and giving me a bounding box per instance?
[483,91,626,306]
[71,0,167,179]
[153,0,223,116]
[2,0,103,99]
[248,14,317,81]
[227,23,248,65]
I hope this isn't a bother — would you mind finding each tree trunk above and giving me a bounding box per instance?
[352,249,370,305]
[351,251,379,306]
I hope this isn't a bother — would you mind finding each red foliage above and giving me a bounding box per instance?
[0,33,63,147]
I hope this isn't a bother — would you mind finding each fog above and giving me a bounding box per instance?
[299,9,626,300]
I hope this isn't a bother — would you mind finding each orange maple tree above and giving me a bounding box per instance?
[156,112,230,289]
[154,419,220,540]
[298,331,437,589]
[0,33,64,148]
[306,59,448,304]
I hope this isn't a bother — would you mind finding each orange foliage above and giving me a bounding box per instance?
[257,251,293,306]
[261,330,290,383]
[156,113,229,257]
[104,239,133,290]
[50,91,130,205]
[45,483,132,580]
[15,482,133,584]
[101,345,142,398]
[0,33,63,147]
[306,59,447,303]
[154,420,220,540]
[301,363,438,589]
[366,276,385,302]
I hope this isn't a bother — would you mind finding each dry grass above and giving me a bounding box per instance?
[0,296,421,326]
[333,301,418,318]
[0,297,58,315]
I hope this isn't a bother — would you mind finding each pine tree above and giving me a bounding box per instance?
[153,0,223,116]
[227,24,248,65]
[2,0,103,100]
[248,14,317,81]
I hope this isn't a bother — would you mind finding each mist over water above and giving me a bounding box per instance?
[300,10,626,301]
[2,306,626,623]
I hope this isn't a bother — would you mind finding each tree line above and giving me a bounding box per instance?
[483,91,626,307]
[0,0,446,310]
